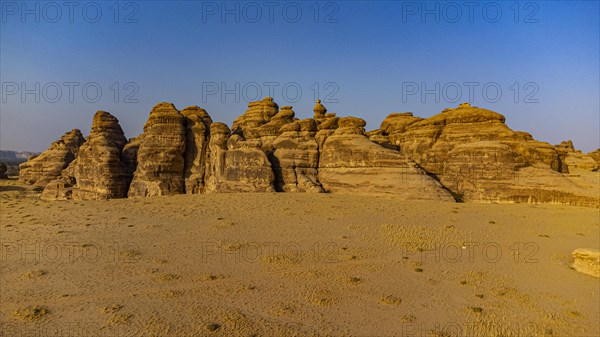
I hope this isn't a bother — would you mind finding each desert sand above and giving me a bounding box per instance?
[1,178,598,336]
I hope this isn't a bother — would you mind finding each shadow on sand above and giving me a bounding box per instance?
[0,185,27,192]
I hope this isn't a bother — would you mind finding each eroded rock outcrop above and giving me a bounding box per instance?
[313,100,339,149]
[69,111,130,200]
[205,123,275,192]
[231,97,297,152]
[378,103,599,206]
[232,97,279,139]
[554,141,599,172]
[204,123,230,193]
[272,119,323,192]
[182,106,213,194]
[588,149,600,166]
[128,103,186,197]
[319,116,454,200]
[19,129,85,186]
[20,99,598,207]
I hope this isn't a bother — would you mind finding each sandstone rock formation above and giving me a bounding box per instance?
[18,99,599,207]
[572,248,600,278]
[204,122,230,193]
[588,149,600,166]
[553,140,599,172]
[231,97,296,152]
[376,103,599,206]
[40,175,76,201]
[40,112,131,200]
[181,106,213,194]
[272,119,323,192]
[122,135,143,177]
[318,116,453,200]
[69,111,130,199]
[19,129,85,186]
[0,162,8,179]
[232,97,279,140]
[313,100,339,150]
[128,103,186,197]
[205,123,275,193]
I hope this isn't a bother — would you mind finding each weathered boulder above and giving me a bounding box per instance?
[230,97,297,152]
[181,106,212,194]
[313,103,339,150]
[40,175,75,201]
[19,129,85,186]
[128,103,186,197]
[572,248,600,278]
[232,96,279,139]
[256,106,297,151]
[313,99,327,118]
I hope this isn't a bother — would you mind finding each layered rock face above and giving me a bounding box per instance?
[41,112,130,200]
[128,103,187,197]
[205,123,275,193]
[204,123,230,193]
[18,99,598,207]
[181,106,212,194]
[232,97,279,139]
[588,149,600,166]
[555,141,599,172]
[272,119,323,192]
[231,97,295,152]
[19,129,85,186]
[69,111,130,200]
[378,103,598,206]
[318,116,454,200]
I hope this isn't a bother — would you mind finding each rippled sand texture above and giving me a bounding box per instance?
[1,179,598,336]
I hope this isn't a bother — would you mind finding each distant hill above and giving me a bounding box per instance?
[0,150,39,176]
[0,150,37,163]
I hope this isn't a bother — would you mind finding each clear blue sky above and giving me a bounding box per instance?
[1,1,598,152]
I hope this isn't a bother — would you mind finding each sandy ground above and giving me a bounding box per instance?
[1,178,598,337]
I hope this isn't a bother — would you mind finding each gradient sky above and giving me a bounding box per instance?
[1,0,598,152]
